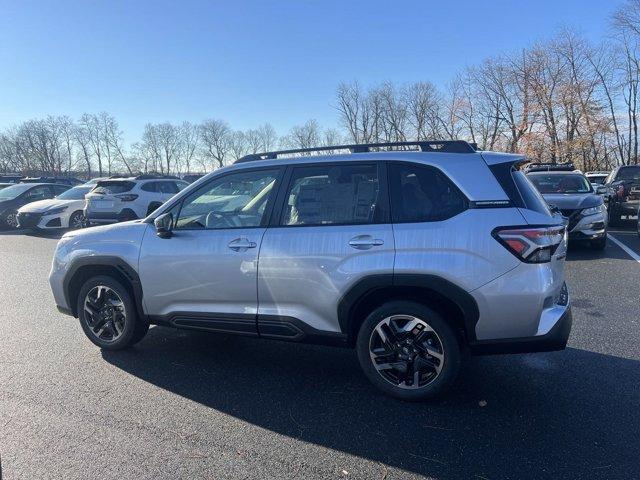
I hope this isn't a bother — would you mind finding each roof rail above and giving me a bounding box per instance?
[235,140,477,164]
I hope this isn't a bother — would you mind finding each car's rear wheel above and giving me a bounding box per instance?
[68,210,85,230]
[77,275,148,350]
[356,301,461,401]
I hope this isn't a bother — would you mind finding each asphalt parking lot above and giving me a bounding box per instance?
[0,225,639,480]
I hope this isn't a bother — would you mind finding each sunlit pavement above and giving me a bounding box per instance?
[0,225,638,479]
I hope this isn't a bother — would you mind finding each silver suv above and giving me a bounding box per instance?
[49,141,572,400]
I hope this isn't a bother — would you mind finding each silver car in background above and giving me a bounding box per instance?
[49,141,571,400]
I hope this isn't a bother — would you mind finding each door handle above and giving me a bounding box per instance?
[348,235,384,250]
[228,237,257,251]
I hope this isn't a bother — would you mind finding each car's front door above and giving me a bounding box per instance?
[257,162,395,336]
[138,167,282,335]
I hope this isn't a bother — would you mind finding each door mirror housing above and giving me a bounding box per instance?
[548,203,561,215]
[154,212,173,239]
[596,185,608,195]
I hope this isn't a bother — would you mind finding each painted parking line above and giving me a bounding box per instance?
[608,233,640,263]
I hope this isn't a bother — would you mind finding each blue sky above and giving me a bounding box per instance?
[0,0,618,142]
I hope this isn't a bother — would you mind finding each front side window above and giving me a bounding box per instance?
[175,169,279,230]
[281,164,380,226]
[25,186,51,201]
[389,163,467,222]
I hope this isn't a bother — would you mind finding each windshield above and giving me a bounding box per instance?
[0,184,32,199]
[528,174,592,194]
[616,166,640,181]
[56,185,93,200]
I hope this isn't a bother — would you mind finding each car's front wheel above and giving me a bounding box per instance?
[356,301,461,401]
[77,275,148,350]
[68,210,86,230]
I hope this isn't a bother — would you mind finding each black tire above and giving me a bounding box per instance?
[356,301,461,401]
[68,210,85,230]
[591,235,607,250]
[76,275,147,350]
[3,210,18,229]
[608,207,622,227]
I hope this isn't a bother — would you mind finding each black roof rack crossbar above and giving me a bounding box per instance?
[524,162,576,172]
[235,140,477,163]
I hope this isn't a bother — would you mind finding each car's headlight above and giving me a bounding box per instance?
[582,204,605,216]
[46,206,68,216]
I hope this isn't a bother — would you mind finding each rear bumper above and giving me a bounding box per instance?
[85,210,139,224]
[469,305,572,355]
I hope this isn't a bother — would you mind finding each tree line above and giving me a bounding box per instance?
[2,1,640,177]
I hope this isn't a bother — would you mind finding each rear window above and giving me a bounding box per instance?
[513,171,551,215]
[93,181,135,194]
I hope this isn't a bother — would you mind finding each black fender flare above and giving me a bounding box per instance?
[63,256,145,319]
[337,273,480,341]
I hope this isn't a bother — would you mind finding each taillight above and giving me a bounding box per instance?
[493,225,565,263]
[115,194,138,202]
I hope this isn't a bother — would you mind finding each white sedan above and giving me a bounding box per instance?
[17,184,94,230]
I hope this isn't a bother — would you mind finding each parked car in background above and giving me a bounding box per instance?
[527,169,607,249]
[182,174,204,183]
[21,176,83,187]
[0,183,70,229]
[50,141,571,401]
[85,175,189,225]
[84,177,109,185]
[17,184,94,231]
[586,171,609,187]
[604,165,640,225]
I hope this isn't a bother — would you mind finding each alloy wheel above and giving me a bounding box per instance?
[70,212,86,229]
[83,286,127,343]
[5,212,18,228]
[369,314,445,389]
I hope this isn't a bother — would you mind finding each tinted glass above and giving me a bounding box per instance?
[281,164,379,226]
[157,181,178,194]
[0,184,32,199]
[528,174,592,194]
[141,182,157,192]
[56,185,93,200]
[389,163,466,222]
[25,186,51,201]
[513,171,551,215]
[53,185,70,195]
[176,169,279,229]
[616,166,640,181]
[93,181,135,194]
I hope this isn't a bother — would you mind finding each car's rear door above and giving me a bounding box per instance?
[256,161,394,337]
[138,167,283,335]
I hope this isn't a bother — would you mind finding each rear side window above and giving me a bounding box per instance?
[94,181,135,194]
[281,164,380,226]
[141,182,158,192]
[389,162,467,223]
[512,170,550,215]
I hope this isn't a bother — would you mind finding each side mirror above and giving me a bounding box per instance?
[548,204,561,215]
[596,186,608,195]
[154,212,173,239]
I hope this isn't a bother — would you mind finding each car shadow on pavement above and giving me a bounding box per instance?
[102,328,639,479]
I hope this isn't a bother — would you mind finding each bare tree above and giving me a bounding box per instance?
[199,119,231,169]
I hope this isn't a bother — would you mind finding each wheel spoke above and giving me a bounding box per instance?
[83,285,127,343]
[370,314,445,390]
